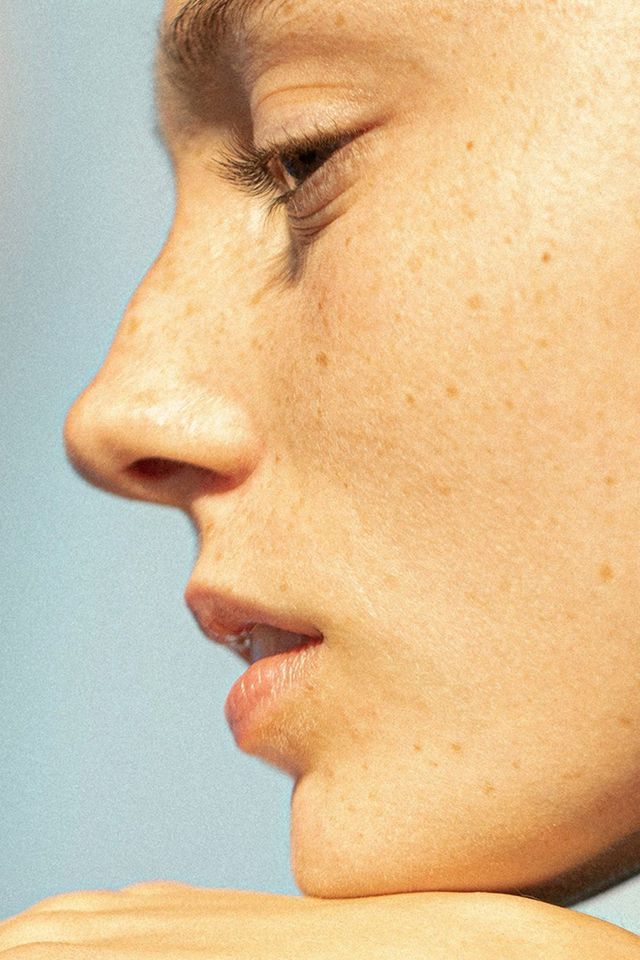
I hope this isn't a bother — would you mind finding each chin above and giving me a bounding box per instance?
[288,767,638,903]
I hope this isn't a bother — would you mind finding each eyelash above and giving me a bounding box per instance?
[214,120,359,220]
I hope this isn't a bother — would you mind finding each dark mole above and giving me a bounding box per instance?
[315,351,329,368]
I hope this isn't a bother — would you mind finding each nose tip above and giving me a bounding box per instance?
[64,377,262,507]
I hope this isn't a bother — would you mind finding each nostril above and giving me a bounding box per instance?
[129,457,180,480]
[126,458,235,499]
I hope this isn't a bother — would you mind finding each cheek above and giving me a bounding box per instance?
[282,115,640,744]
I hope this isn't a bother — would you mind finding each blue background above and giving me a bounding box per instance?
[1,0,638,934]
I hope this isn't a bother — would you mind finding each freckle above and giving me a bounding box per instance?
[405,392,416,406]
[413,743,423,752]
[562,770,584,781]
[466,140,474,151]
[499,577,511,593]
[450,742,463,753]
[599,563,614,583]
[279,580,288,593]
[315,351,329,368]
[433,477,452,496]
[503,397,514,410]
[575,95,588,108]
[214,549,223,561]
[605,475,617,486]
[518,357,529,371]
[541,251,552,263]
[274,453,281,464]
[429,760,440,768]
[467,293,483,310]
[511,760,521,770]
[482,782,496,795]
[408,254,423,274]
[446,384,459,398]
[344,235,352,248]
[125,314,140,335]
[504,235,513,244]
[536,337,549,348]
[618,716,633,728]
[462,204,477,221]
[335,12,346,26]
[342,480,349,489]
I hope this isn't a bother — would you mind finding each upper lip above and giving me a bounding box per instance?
[184,582,323,658]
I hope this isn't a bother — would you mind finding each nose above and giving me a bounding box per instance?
[63,269,264,509]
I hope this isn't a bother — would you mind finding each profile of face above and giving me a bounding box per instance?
[64,0,640,903]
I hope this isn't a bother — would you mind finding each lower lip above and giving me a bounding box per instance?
[224,640,323,744]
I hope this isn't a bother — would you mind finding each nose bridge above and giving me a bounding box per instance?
[64,244,264,506]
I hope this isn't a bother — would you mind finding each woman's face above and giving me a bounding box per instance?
[64,0,640,901]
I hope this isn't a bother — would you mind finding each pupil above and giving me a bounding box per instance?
[281,145,333,188]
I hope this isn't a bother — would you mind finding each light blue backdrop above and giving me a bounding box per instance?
[2,0,637,934]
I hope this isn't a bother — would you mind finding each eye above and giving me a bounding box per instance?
[214,123,363,214]
[266,139,345,193]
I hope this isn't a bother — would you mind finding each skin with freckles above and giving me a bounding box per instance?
[61,0,640,919]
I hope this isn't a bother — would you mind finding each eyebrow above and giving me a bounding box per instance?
[157,0,283,84]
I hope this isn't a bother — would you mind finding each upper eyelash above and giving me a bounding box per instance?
[214,135,292,220]
[212,119,356,221]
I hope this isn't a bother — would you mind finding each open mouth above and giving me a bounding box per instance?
[227,624,323,665]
